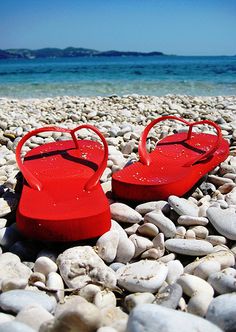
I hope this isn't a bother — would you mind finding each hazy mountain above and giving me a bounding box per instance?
[0,47,164,59]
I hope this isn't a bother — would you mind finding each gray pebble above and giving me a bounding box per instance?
[126,304,223,332]
[0,290,56,314]
[154,283,183,309]
[206,293,236,332]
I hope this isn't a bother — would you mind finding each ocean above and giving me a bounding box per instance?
[0,56,235,98]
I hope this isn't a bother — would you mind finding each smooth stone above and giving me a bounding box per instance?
[193,260,221,280]
[207,207,236,240]
[190,225,209,238]
[124,292,155,312]
[93,289,117,309]
[0,253,32,289]
[124,223,139,235]
[177,215,208,226]
[46,272,64,302]
[0,321,36,332]
[206,293,236,332]
[1,278,28,292]
[166,260,184,284]
[55,295,88,317]
[135,201,170,215]
[97,328,117,332]
[115,237,135,263]
[29,272,46,285]
[0,312,15,324]
[208,268,236,294]
[109,262,125,272]
[165,239,213,256]
[79,285,101,302]
[144,210,176,238]
[126,304,223,332]
[96,230,120,263]
[184,250,235,274]
[152,233,165,258]
[34,256,58,276]
[111,219,128,240]
[158,253,176,263]
[0,218,7,229]
[175,226,186,238]
[168,196,199,217]
[16,304,53,331]
[129,234,153,257]
[208,175,234,186]
[141,248,163,259]
[50,300,101,332]
[57,246,117,289]
[101,306,128,329]
[154,283,183,309]
[137,223,159,238]
[0,290,56,314]
[177,274,214,316]
[110,203,142,224]
[116,260,168,293]
[206,235,227,245]
[185,229,196,239]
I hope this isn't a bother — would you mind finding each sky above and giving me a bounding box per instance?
[0,0,236,56]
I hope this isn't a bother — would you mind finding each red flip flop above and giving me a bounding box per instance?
[112,116,229,202]
[16,125,111,242]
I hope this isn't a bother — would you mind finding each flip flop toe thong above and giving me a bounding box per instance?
[16,124,111,242]
[112,116,229,202]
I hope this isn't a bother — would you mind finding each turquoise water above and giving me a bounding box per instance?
[0,56,235,98]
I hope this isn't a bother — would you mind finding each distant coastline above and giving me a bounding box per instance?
[0,47,165,60]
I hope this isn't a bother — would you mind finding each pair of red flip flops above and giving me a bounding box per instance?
[16,116,229,242]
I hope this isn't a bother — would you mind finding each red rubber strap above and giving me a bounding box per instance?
[16,125,108,191]
[138,115,222,166]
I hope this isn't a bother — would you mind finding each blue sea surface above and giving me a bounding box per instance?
[0,56,235,98]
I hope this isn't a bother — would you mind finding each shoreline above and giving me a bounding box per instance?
[0,94,236,331]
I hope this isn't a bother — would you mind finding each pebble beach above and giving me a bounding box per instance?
[0,94,236,332]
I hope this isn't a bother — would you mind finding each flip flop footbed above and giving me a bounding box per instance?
[17,139,111,241]
[112,132,229,202]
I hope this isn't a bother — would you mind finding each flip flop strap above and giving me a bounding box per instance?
[138,115,223,166]
[16,125,108,191]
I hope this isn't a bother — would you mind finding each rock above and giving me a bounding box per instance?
[46,272,64,302]
[16,304,53,330]
[110,203,142,224]
[93,290,116,309]
[79,284,101,302]
[177,215,208,226]
[177,274,214,316]
[126,304,223,332]
[184,250,235,274]
[190,225,209,239]
[154,283,183,309]
[137,223,159,238]
[96,230,120,263]
[168,196,199,217]
[207,207,236,240]
[115,237,135,263]
[144,210,176,238]
[1,278,28,292]
[116,260,168,293]
[0,321,36,332]
[0,253,32,289]
[165,239,213,256]
[101,306,128,330]
[0,226,19,248]
[0,312,14,324]
[0,290,56,314]
[166,260,184,284]
[206,293,236,332]
[152,233,165,258]
[208,268,236,294]
[57,246,117,289]
[135,201,170,215]
[193,260,221,280]
[124,292,155,312]
[129,234,153,257]
[50,300,101,332]
[34,256,58,276]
